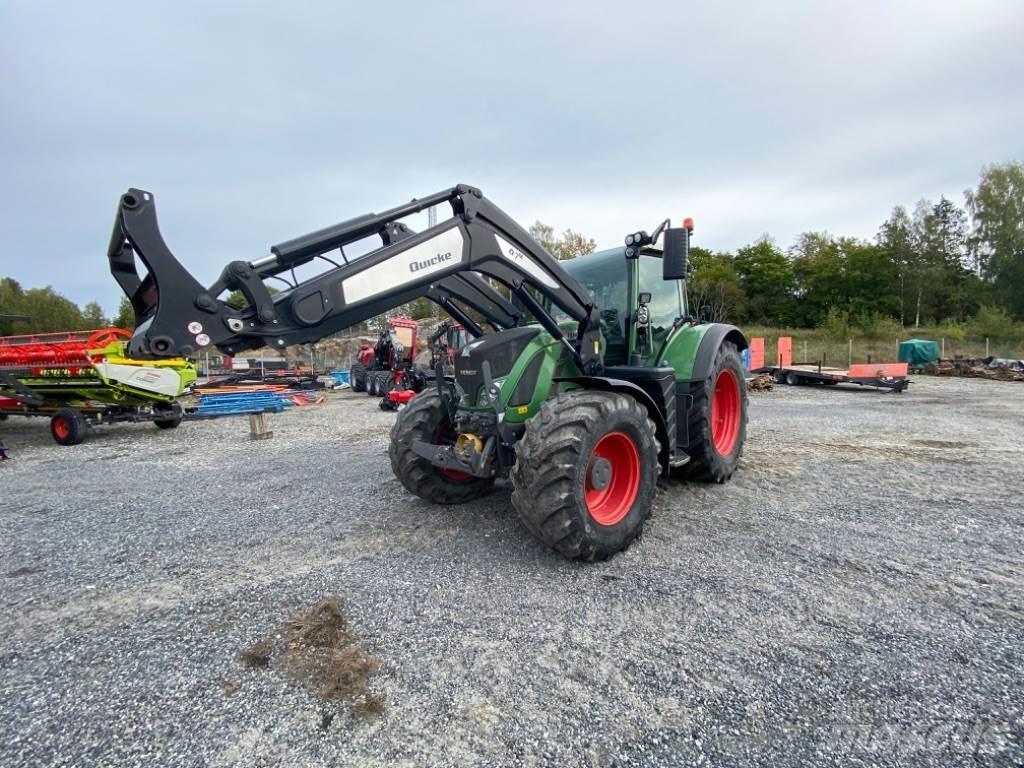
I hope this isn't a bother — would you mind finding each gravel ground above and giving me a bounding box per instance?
[1,377,1022,767]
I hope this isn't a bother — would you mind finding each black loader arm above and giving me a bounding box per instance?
[108,185,599,368]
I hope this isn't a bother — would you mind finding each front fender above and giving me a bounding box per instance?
[553,376,671,472]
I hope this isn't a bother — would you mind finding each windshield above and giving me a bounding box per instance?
[558,248,628,341]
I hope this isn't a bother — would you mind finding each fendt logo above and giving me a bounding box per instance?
[409,251,453,273]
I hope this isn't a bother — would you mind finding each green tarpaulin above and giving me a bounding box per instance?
[898,339,940,367]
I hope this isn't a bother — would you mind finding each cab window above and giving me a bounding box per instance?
[637,255,682,342]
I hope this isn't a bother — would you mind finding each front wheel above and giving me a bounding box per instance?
[681,341,747,482]
[511,390,659,561]
[51,408,86,446]
[389,390,494,504]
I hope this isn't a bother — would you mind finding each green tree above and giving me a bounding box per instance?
[19,287,84,332]
[790,232,845,326]
[225,285,280,309]
[81,301,108,328]
[841,238,899,320]
[112,296,135,330]
[877,206,916,326]
[528,221,596,261]
[687,247,746,322]
[733,236,795,324]
[965,161,1024,319]
[912,197,974,324]
[0,277,28,334]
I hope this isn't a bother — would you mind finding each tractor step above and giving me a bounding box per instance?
[668,453,691,469]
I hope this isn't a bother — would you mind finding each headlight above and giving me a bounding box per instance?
[478,379,504,406]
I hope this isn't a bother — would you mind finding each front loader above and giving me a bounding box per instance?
[107,184,747,560]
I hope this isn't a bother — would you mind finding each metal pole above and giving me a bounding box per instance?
[941,337,945,359]
[848,338,852,368]
[803,340,807,362]
[260,350,265,377]
[985,337,990,357]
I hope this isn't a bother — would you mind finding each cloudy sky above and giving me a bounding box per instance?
[2,1,1022,315]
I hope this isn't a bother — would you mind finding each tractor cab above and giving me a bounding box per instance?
[557,242,687,367]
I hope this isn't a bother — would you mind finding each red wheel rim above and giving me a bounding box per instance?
[585,431,640,526]
[711,368,741,455]
[53,417,70,440]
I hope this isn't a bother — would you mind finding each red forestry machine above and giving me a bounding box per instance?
[348,316,420,397]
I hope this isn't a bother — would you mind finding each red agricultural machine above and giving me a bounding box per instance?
[348,316,420,397]
[377,319,472,411]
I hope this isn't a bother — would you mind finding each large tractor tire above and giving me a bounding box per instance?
[682,341,747,482]
[511,390,659,561]
[349,361,367,392]
[50,408,86,446]
[389,390,494,504]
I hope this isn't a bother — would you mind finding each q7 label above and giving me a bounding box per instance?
[494,235,559,289]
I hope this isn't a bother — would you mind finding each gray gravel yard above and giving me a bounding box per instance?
[1,377,1022,767]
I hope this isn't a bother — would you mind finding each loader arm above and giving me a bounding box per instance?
[108,185,599,368]
[429,273,523,332]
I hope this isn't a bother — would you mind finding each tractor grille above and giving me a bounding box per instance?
[455,327,539,405]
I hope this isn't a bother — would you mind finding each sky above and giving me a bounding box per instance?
[1,1,1022,316]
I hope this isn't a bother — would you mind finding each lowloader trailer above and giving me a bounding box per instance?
[106,183,748,560]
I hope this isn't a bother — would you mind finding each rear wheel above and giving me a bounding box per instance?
[785,371,800,386]
[389,390,494,504]
[349,361,367,392]
[682,342,747,482]
[50,408,86,446]
[511,390,659,561]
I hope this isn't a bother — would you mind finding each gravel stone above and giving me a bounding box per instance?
[1,377,1022,767]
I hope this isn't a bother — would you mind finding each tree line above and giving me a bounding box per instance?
[688,161,1024,339]
[0,279,134,336]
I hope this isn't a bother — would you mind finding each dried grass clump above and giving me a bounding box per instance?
[237,595,385,718]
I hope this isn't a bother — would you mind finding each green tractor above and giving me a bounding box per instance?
[107,184,747,560]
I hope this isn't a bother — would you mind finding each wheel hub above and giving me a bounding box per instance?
[589,457,612,491]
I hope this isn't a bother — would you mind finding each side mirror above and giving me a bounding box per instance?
[663,226,690,280]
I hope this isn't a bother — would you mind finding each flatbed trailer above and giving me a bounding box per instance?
[754,362,910,392]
